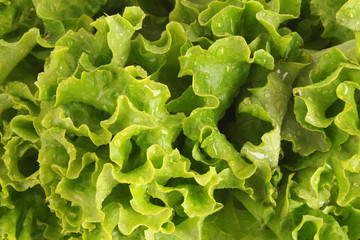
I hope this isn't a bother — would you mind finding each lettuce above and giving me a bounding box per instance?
[1,0,360,239]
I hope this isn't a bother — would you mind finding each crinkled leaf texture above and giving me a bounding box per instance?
[2,1,360,240]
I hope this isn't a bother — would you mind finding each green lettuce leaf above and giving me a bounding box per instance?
[310,0,353,43]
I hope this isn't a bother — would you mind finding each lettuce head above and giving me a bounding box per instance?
[1,0,360,239]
